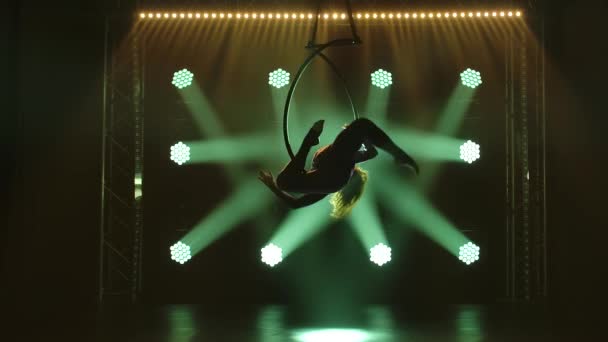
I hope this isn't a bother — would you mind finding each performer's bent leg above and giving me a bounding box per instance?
[334,118,416,168]
[276,124,320,192]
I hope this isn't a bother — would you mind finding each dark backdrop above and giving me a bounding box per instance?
[4,0,607,330]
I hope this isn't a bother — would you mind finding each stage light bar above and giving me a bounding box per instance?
[371,69,392,89]
[459,140,480,164]
[139,10,523,21]
[172,68,194,89]
[460,68,483,89]
[268,68,290,89]
[370,243,392,266]
[261,243,283,267]
[170,241,192,264]
[458,242,480,265]
[170,141,191,165]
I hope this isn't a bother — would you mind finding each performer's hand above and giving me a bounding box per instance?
[258,170,274,185]
[258,170,276,188]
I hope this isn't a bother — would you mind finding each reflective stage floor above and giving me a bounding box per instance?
[86,303,601,341]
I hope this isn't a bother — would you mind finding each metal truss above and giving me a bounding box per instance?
[99,13,145,303]
[504,2,547,300]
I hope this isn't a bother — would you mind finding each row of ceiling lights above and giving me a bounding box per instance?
[139,10,522,20]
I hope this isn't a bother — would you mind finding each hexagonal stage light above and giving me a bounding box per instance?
[170,241,192,264]
[459,140,480,164]
[261,243,283,267]
[370,243,391,266]
[371,69,393,89]
[170,142,190,165]
[172,69,194,89]
[268,68,290,89]
[460,68,482,89]
[458,242,480,265]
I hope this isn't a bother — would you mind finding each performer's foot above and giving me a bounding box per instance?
[304,120,325,146]
[394,152,419,175]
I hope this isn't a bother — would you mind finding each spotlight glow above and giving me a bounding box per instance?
[261,243,283,267]
[371,69,393,89]
[370,243,392,266]
[293,329,372,342]
[268,68,290,89]
[459,140,481,164]
[170,142,191,165]
[172,69,194,89]
[460,68,483,89]
[170,241,192,264]
[458,242,480,265]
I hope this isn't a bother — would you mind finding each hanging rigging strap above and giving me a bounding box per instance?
[282,0,362,159]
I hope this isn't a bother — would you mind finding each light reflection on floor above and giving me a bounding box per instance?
[160,305,483,341]
[95,303,565,341]
[256,305,480,342]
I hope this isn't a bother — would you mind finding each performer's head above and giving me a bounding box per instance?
[330,166,368,218]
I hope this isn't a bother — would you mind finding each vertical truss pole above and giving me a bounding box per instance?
[131,29,144,303]
[530,4,547,298]
[99,16,110,304]
[519,37,531,300]
[99,13,144,304]
[539,13,548,298]
[505,23,516,300]
[505,4,548,300]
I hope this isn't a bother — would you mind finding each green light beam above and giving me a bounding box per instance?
[270,200,332,257]
[178,80,225,137]
[174,72,276,248]
[182,179,272,255]
[185,132,281,164]
[177,78,249,182]
[417,82,476,190]
[348,191,388,251]
[435,84,476,135]
[270,86,287,125]
[376,173,469,256]
[269,87,307,170]
[391,128,466,162]
[365,83,391,126]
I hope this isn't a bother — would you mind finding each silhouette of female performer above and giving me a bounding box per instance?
[258,118,418,217]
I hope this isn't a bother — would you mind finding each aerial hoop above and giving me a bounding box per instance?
[282,0,362,160]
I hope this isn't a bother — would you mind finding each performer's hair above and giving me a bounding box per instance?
[330,166,368,218]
